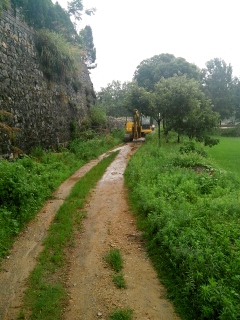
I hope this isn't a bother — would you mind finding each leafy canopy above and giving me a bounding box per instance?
[201,58,234,119]
[134,53,200,91]
[154,75,219,141]
[96,81,131,117]
[79,25,96,69]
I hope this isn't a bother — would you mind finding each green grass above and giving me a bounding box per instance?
[0,131,123,261]
[206,136,240,175]
[19,151,119,320]
[103,249,123,272]
[108,308,133,320]
[112,272,127,289]
[124,134,240,319]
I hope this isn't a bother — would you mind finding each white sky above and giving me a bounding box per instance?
[53,0,240,92]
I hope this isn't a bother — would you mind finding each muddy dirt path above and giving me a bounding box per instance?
[0,152,108,320]
[0,143,180,320]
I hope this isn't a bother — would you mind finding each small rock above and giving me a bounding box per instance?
[97,312,102,316]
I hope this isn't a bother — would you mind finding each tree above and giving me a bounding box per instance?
[67,0,83,22]
[79,25,96,69]
[201,58,234,119]
[68,0,96,31]
[124,82,153,115]
[12,0,78,41]
[134,53,200,91]
[96,81,131,117]
[154,75,219,143]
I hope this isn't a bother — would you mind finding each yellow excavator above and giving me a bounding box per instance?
[124,109,152,142]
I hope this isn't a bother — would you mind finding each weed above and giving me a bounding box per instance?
[112,272,126,289]
[108,307,133,320]
[103,249,123,272]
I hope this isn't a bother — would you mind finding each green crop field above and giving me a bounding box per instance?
[206,136,240,175]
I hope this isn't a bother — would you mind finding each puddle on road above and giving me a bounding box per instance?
[100,144,137,183]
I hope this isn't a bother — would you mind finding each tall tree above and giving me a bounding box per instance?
[201,58,234,119]
[79,25,96,69]
[154,75,219,142]
[67,0,83,29]
[134,53,200,91]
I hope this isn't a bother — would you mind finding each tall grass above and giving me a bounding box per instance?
[125,134,240,319]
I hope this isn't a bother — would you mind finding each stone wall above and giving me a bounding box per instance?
[0,8,95,155]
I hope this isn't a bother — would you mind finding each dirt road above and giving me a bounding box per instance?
[0,143,180,320]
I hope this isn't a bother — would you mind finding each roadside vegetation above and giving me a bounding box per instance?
[108,308,133,320]
[104,248,127,289]
[0,130,124,262]
[124,132,240,319]
[18,150,119,320]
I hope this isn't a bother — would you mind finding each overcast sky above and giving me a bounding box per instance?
[53,0,240,92]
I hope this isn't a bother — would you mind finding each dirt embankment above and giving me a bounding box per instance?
[0,143,180,320]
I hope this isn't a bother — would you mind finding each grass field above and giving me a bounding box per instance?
[206,137,240,175]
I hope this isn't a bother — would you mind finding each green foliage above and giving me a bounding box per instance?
[179,141,207,157]
[89,106,106,129]
[12,0,76,40]
[124,134,240,319]
[0,110,21,155]
[79,25,96,69]
[67,0,83,21]
[134,53,200,91]
[0,133,123,260]
[124,81,153,116]
[36,29,82,81]
[96,80,131,117]
[203,136,219,147]
[108,308,133,320]
[68,131,121,161]
[201,58,234,119]
[154,75,219,140]
[30,145,46,159]
[112,272,127,289]
[103,249,123,272]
